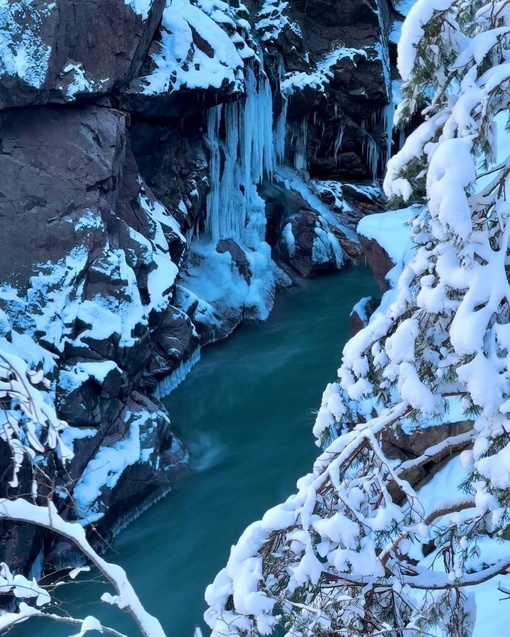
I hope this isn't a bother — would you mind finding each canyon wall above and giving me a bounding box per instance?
[0,0,399,570]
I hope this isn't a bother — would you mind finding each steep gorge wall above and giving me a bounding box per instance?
[0,0,397,571]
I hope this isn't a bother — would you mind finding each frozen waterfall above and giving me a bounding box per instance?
[205,67,275,244]
[178,65,282,337]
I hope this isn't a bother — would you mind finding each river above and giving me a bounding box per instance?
[13,265,377,637]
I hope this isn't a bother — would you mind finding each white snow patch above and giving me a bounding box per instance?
[282,47,367,95]
[141,0,245,95]
[0,1,53,88]
[124,0,152,19]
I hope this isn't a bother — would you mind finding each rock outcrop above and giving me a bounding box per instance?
[0,0,166,109]
[358,235,394,292]
[0,0,398,572]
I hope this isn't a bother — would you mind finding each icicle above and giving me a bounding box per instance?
[293,117,308,173]
[274,52,288,165]
[361,119,379,181]
[204,65,275,243]
[205,105,223,241]
[334,121,345,164]
[154,348,201,399]
[242,67,274,182]
[185,225,195,245]
[384,102,393,166]
[399,126,406,151]
[224,100,241,237]
[374,0,393,168]
[274,95,288,163]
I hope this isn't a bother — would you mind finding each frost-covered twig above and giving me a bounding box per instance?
[0,609,127,637]
[0,498,167,637]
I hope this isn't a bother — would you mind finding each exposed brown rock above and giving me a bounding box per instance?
[349,296,380,336]
[359,234,394,293]
[0,0,166,110]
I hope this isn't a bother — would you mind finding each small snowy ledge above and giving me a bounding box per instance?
[358,206,416,286]
[282,47,367,95]
[255,0,302,42]
[56,61,108,102]
[124,0,153,20]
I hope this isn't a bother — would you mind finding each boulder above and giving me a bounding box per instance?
[277,210,345,278]
[349,296,380,336]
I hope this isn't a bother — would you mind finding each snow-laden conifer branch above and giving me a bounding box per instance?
[0,606,127,637]
[0,350,72,488]
[0,498,166,637]
[396,430,475,479]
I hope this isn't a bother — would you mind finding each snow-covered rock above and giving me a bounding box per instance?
[0,102,194,562]
[0,0,166,108]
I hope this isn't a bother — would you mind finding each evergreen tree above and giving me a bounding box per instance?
[204,0,510,634]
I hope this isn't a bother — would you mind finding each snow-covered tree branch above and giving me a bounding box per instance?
[0,349,167,637]
[204,0,510,635]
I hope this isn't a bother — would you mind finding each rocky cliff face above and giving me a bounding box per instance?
[0,0,398,571]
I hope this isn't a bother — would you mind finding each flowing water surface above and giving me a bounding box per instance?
[13,266,377,637]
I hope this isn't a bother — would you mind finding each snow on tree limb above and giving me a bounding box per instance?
[0,349,72,487]
[0,498,167,637]
[0,346,167,637]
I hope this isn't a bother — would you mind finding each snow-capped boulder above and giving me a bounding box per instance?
[277,210,345,278]
[118,0,255,117]
[262,175,361,277]
[349,296,380,335]
[357,207,416,292]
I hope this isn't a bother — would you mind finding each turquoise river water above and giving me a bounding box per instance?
[13,265,377,637]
